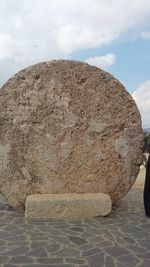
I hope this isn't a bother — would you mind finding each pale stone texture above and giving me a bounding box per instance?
[0,60,143,211]
[25,193,112,219]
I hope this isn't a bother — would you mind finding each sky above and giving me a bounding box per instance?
[0,0,150,128]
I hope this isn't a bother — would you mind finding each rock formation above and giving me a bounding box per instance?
[0,60,143,211]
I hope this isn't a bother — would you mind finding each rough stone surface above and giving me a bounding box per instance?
[0,60,143,211]
[25,193,112,219]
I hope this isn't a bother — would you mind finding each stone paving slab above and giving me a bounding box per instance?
[0,188,149,267]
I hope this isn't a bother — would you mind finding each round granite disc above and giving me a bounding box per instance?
[0,60,143,211]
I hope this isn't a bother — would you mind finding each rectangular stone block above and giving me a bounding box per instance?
[25,193,112,220]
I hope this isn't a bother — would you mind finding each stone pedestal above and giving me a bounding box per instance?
[25,193,112,219]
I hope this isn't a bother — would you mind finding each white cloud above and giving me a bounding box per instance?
[85,54,116,69]
[141,31,150,39]
[132,80,150,128]
[0,0,150,86]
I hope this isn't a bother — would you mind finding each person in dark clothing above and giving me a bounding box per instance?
[144,152,150,217]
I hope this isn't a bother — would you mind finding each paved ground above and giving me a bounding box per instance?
[0,186,150,267]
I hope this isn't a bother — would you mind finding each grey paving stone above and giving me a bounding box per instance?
[104,246,129,257]
[0,232,16,240]
[0,256,10,264]
[3,265,17,267]
[97,240,114,248]
[140,224,150,231]
[45,243,61,253]
[81,231,96,239]
[125,245,148,254]
[32,225,53,232]
[63,229,85,236]
[86,253,105,267]
[7,241,29,248]
[36,257,64,264]
[88,236,104,244]
[130,231,150,239]
[138,260,150,267]
[43,229,63,236]
[1,189,150,267]
[30,241,51,249]
[123,236,136,244]
[137,251,150,259]
[29,236,50,241]
[53,224,70,230]
[80,244,95,251]
[69,227,85,232]
[4,225,23,232]
[26,248,47,257]
[117,254,139,267]
[65,258,85,264]
[115,263,126,267]
[101,230,114,240]
[26,231,45,236]
[121,225,143,233]
[69,222,87,227]
[83,248,102,257]
[52,235,71,245]
[105,256,115,267]
[21,265,75,267]
[9,256,33,264]
[55,247,80,258]
[0,240,6,246]
[138,239,150,249]
[68,236,87,245]
[2,246,29,256]
[5,235,27,242]
[25,220,48,225]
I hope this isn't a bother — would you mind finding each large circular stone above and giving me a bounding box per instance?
[0,60,143,211]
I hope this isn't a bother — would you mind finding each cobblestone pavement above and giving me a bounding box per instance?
[0,188,150,267]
